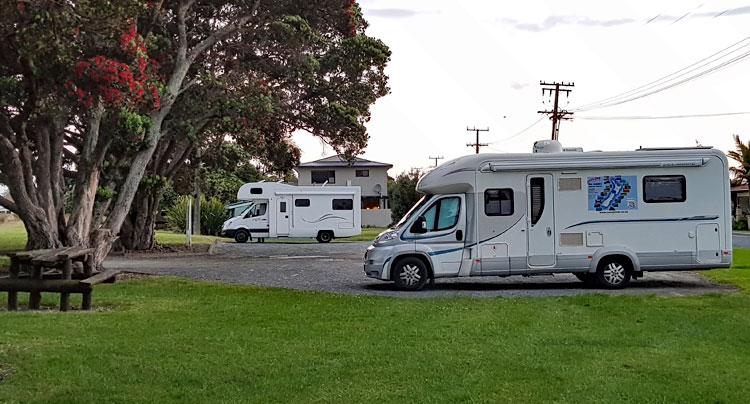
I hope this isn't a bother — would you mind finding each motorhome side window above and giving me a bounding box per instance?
[295,199,310,207]
[250,188,263,194]
[530,177,545,225]
[643,175,686,203]
[421,197,460,232]
[485,189,513,216]
[332,199,353,210]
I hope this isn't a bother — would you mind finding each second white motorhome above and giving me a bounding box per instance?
[364,140,732,290]
[221,182,362,243]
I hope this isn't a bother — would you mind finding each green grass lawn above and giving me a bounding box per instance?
[0,250,749,402]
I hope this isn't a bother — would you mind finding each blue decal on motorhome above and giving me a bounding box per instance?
[587,175,637,212]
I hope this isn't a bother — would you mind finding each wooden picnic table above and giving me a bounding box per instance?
[1,247,119,311]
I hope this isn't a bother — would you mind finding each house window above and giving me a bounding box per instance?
[355,169,370,177]
[311,170,335,184]
[644,175,686,203]
[295,199,310,207]
[362,196,381,210]
[332,199,353,210]
[485,189,513,216]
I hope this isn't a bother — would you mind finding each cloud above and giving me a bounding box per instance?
[499,15,634,32]
[510,81,530,91]
[365,8,418,19]
[501,6,750,31]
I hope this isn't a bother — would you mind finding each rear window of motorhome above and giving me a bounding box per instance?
[643,175,686,203]
[332,199,354,210]
[485,189,513,216]
[295,199,311,207]
[250,188,263,194]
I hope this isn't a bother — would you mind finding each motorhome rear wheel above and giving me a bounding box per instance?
[316,231,333,243]
[594,257,633,289]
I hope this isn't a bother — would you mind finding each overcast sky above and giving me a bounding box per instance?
[295,0,750,174]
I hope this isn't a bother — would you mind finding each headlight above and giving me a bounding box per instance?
[375,230,398,244]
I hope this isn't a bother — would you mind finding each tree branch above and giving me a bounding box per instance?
[0,194,17,213]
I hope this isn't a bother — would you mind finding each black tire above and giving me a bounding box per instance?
[593,257,632,289]
[392,257,429,291]
[316,231,333,243]
[234,230,249,244]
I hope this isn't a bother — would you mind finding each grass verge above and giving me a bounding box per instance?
[0,255,748,402]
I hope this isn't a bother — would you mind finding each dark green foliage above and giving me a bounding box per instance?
[166,195,228,235]
[729,135,750,184]
[734,219,748,231]
[389,170,423,224]
[200,196,229,236]
[165,196,190,233]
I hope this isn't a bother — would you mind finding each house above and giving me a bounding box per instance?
[296,155,393,227]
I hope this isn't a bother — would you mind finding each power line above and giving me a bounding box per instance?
[537,81,574,140]
[574,34,750,112]
[489,117,545,144]
[578,49,750,112]
[466,127,489,154]
[578,111,750,120]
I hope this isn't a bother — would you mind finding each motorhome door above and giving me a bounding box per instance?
[405,195,467,276]
[277,197,290,236]
[526,174,556,267]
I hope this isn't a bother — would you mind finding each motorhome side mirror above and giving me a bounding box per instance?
[411,217,428,234]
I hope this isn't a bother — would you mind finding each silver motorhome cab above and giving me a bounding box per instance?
[364,141,732,290]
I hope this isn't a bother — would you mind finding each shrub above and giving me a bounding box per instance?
[733,219,748,231]
[165,195,229,235]
[201,196,229,236]
[166,195,190,233]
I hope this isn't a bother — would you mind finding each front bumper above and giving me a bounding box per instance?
[220,229,236,238]
[363,245,394,281]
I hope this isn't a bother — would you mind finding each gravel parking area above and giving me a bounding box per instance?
[105,241,736,298]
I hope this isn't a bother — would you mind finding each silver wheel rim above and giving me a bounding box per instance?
[399,264,422,286]
[603,262,626,285]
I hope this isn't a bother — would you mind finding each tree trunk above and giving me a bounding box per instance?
[120,187,164,250]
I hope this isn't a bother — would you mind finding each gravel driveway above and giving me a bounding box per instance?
[105,241,735,298]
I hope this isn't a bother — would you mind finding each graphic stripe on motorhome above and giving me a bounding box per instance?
[302,214,347,223]
[428,247,465,256]
[564,215,719,229]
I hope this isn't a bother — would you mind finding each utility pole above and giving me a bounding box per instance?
[537,81,574,140]
[428,155,444,167]
[466,127,489,154]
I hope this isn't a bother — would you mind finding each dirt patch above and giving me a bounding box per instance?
[0,362,12,383]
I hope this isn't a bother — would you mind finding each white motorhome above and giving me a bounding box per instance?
[364,140,732,290]
[221,182,362,243]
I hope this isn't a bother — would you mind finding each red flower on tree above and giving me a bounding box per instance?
[67,23,161,110]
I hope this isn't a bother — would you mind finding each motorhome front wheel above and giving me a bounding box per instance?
[234,230,249,243]
[393,257,428,291]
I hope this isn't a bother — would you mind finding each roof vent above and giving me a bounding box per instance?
[533,140,563,153]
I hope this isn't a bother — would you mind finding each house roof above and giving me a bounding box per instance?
[296,155,393,169]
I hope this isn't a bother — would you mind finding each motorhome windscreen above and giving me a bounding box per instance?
[394,195,433,229]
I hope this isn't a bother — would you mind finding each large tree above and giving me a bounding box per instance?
[0,1,390,263]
